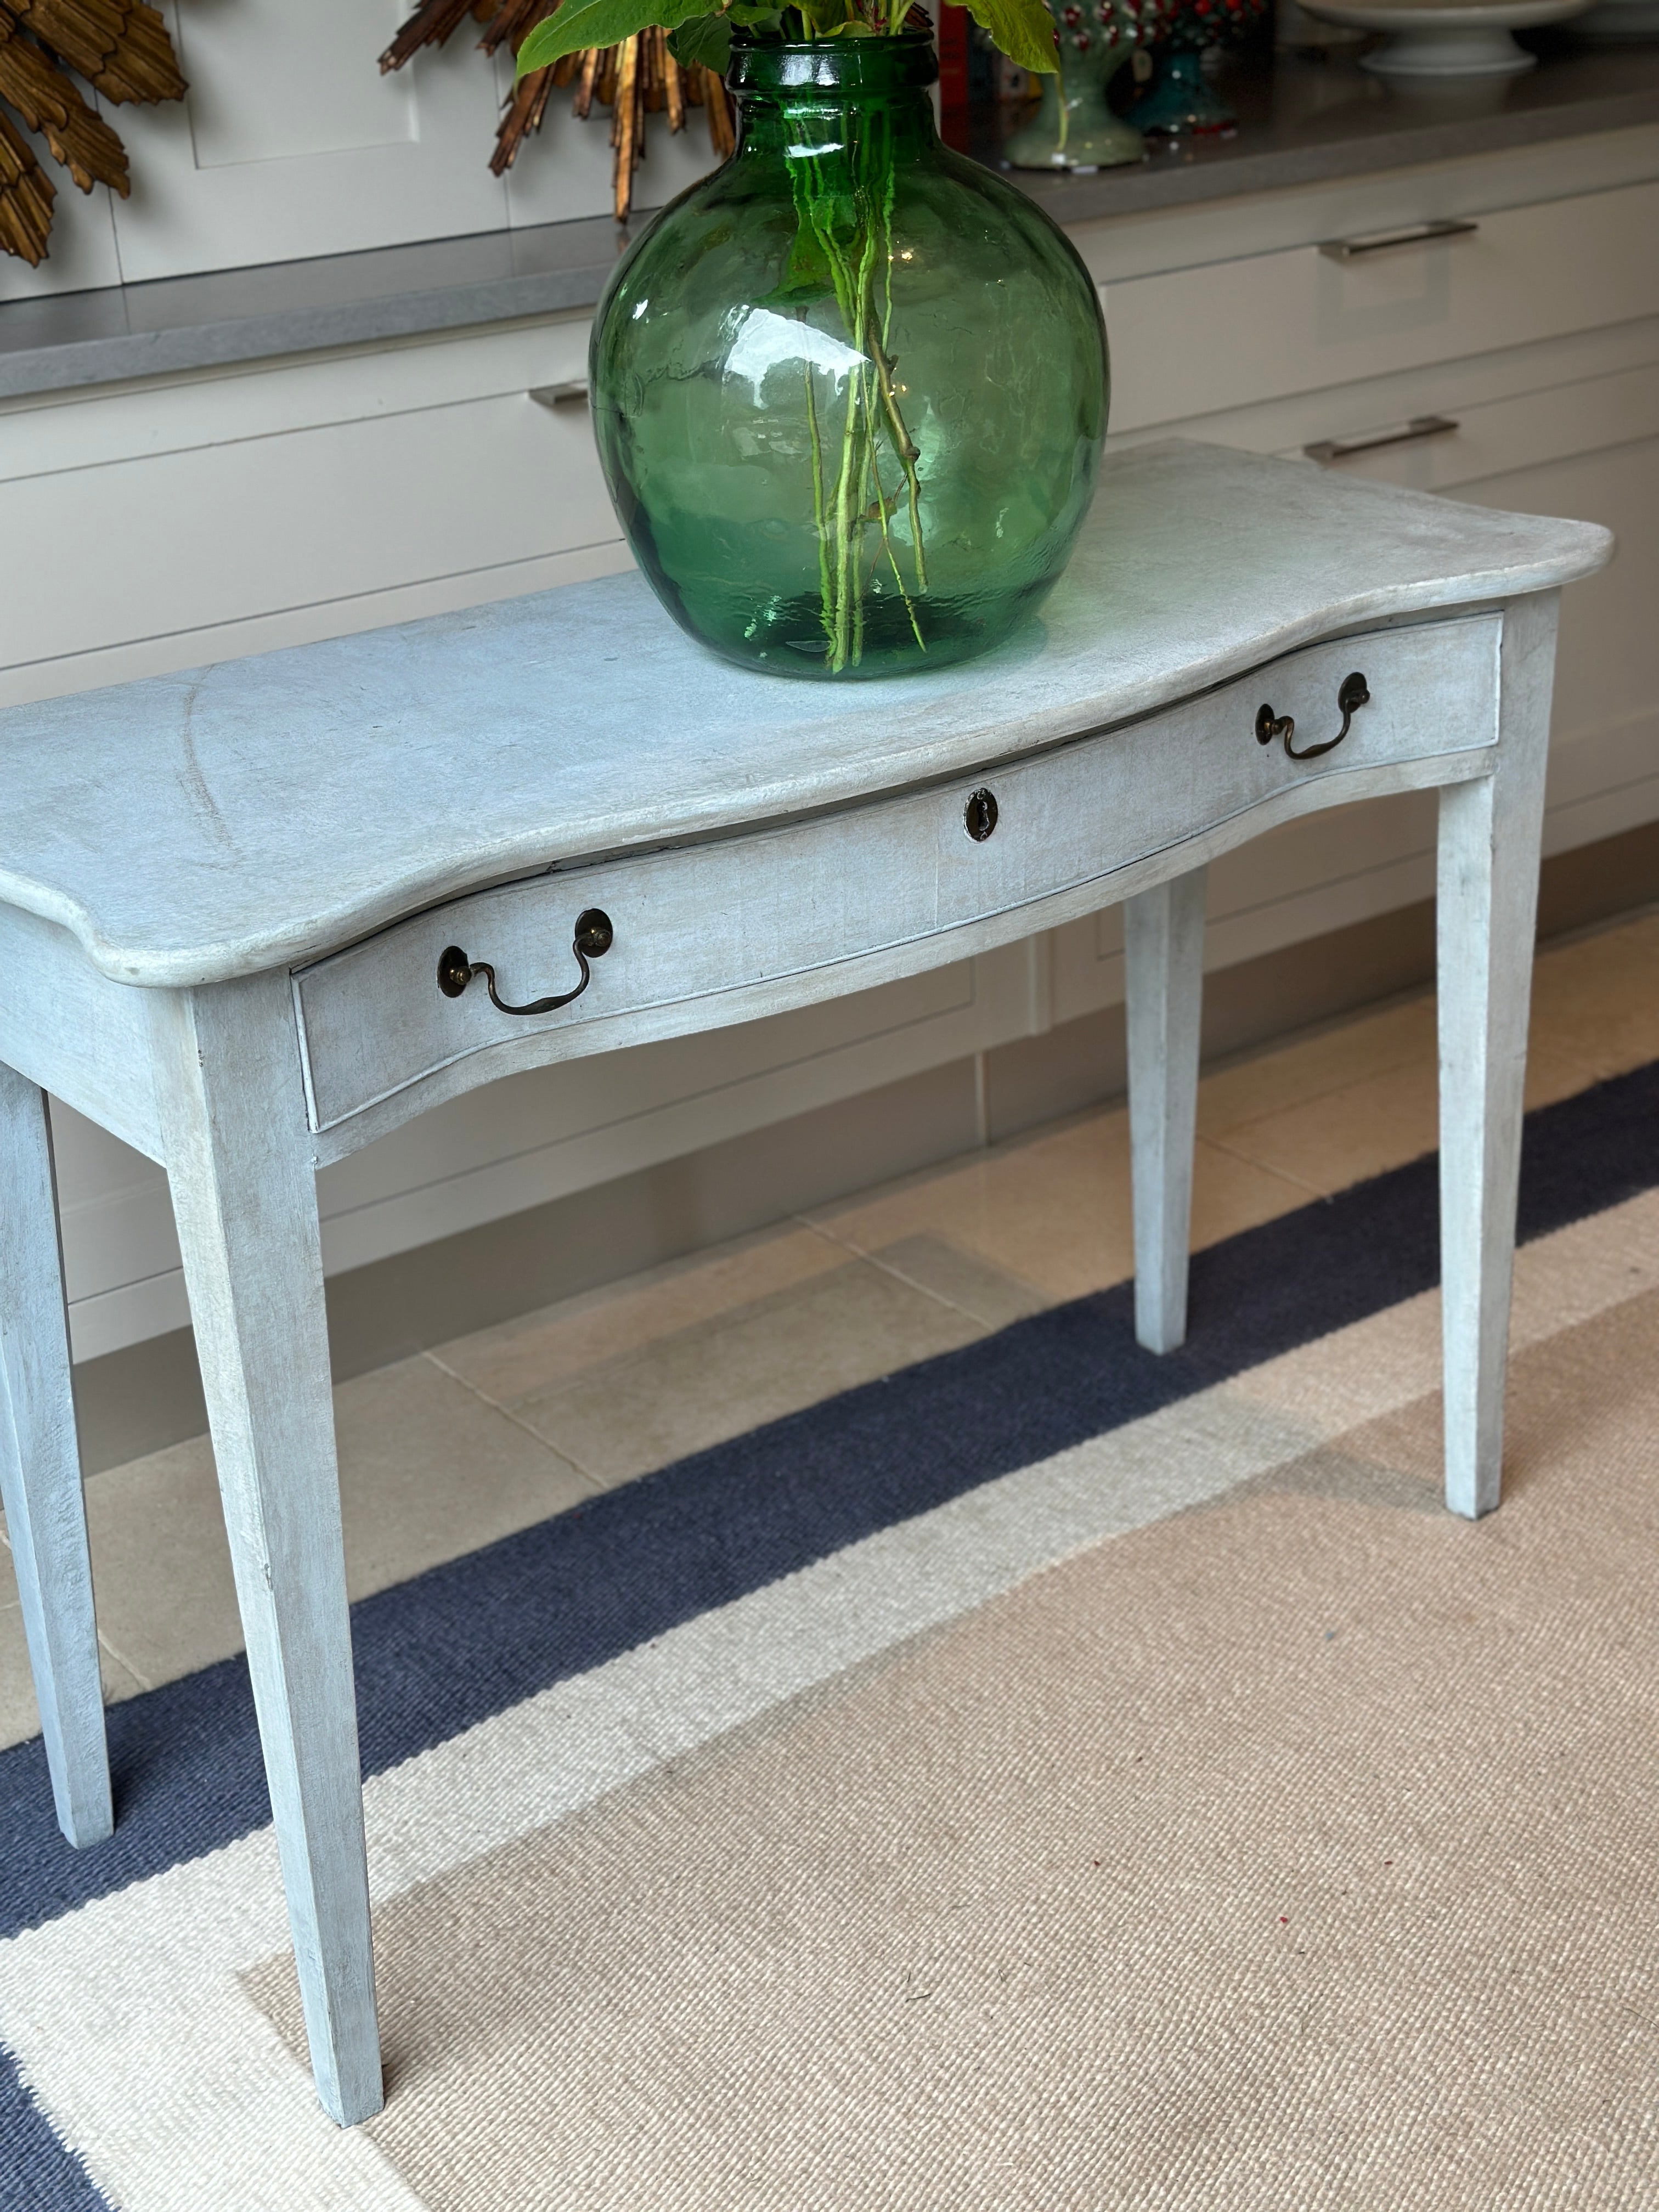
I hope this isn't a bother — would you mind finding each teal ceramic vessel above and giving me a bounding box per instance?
[1135,0,1266,136]
[588,35,1109,680]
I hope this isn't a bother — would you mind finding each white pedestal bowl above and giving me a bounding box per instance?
[1295,0,1594,74]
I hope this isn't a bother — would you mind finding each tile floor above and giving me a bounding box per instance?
[2,908,1657,1751]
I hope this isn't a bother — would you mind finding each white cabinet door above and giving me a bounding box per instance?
[1461,437,1659,857]
[1280,367,1659,851]
[109,0,510,281]
[1105,179,1659,433]
[0,318,624,706]
[1057,348,1659,1032]
[0,193,122,301]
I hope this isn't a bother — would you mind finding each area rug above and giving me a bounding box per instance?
[3,1065,1657,2211]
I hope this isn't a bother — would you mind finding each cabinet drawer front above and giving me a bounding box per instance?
[295,616,1499,1130]
[0,320,614,702]
[1285,360,1659,498]
[1108,179,1659,433]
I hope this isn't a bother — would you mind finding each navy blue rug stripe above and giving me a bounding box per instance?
[0,2046,109,2211]
[2,1059,1655,1946]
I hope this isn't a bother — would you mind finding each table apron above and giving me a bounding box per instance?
[296,616,1500,1158]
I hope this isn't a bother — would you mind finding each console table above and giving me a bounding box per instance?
[0,441,1610,2125]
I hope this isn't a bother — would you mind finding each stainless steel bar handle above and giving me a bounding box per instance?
[1304,415,1459,466]
[1317,218,1479,263]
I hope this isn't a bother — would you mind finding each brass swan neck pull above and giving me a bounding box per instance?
[1256,670,1370,762]
[437,908,614,1017]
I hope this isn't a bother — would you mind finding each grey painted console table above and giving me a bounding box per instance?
[0,441,1610,2124]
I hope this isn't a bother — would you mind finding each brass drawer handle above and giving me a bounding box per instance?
[437,908,614,1016]
[1256,671,1370,763]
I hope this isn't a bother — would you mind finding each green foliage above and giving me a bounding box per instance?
[667,8,733,64]
[944,0,1057,73]
[517,0,723,75]
[515,0,1057,84]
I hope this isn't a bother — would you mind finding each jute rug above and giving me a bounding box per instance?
[3,1064,1657,2211]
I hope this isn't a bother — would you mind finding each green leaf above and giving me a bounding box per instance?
[764,220,835,305]
[516,0,721,78]
[944,0,1057,72]
[667,8,732,64]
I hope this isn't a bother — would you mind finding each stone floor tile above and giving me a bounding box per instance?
[80,1435,239,1690]
[433,1221,850,1409]
[1,1596,36,1751]
[0,1590,146,1754]
[332,1356,597,1595]
[863,1234,1049,1330]
[1523,911,1659,1108]
[80,1358,594,1690]
[1209,912,1659,1198]
[1197,992,1437,1143]
[811,1114,1309,1304]
[14,905,1654,1719]
[513,1256,986,1488]
[1207,1053,1442,1198]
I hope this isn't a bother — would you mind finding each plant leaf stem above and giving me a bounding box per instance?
[803,352,834,656]
[791,93,927,670]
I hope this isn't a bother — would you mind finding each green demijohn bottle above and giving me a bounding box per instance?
[588,33,1109,680]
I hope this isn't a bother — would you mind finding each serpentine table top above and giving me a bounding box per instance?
[0,438,1610,990]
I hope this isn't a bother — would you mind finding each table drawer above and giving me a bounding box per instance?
[294,614,1500,1130]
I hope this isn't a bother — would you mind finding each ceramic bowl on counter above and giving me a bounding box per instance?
[1294,0,1594,72]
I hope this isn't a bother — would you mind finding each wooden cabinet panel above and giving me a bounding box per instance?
[106,0,511,281]
[0,372,617,670]
[1107,179,1659,433]
[1292,381,1659,783]
[1282,362,1659,498]
[1460,435,1659,851]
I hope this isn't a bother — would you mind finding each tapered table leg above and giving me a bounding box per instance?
[1125,865,1208,1355]
[0,1063,112,1848]
[1437,591,1559,1520]
[151,973,382,2126]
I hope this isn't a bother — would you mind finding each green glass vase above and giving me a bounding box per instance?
[588,35,1109,680]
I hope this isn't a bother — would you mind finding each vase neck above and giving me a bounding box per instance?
[727,35,941,158]
[732,87,939,160]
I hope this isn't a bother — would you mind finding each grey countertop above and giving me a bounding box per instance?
[2,44,1655,403]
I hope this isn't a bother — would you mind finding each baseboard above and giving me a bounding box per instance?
[71,815,1659,1477]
